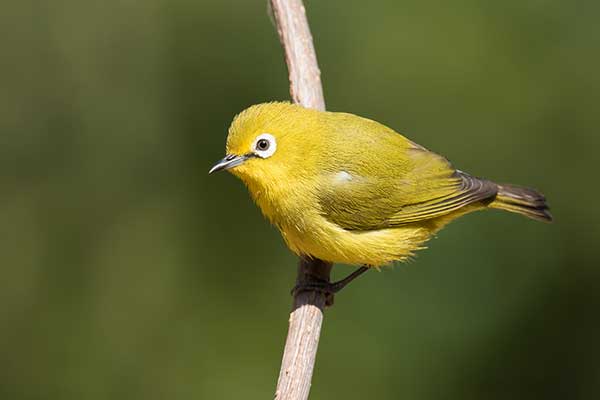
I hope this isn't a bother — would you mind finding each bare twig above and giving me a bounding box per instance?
[269,1,329,399]
[269,0,325,110]
[275,258,331,400]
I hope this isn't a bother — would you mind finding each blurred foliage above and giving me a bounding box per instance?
[1,0,599,399]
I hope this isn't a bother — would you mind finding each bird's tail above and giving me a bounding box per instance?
[489,184,553,222]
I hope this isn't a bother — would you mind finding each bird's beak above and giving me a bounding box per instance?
[209,154,246,174]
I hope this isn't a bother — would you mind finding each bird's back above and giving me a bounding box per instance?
[310,111,494,231]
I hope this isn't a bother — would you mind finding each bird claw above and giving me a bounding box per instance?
[290,266,370,307]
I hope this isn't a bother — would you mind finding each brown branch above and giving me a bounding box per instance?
[270,0,325,111]
[269,1,330,399]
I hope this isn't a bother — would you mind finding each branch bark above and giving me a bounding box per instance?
[270,0,325,111]
[269,1,329,399]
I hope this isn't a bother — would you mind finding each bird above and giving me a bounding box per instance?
[210,102,551,293]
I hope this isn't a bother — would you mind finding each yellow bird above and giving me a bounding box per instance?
[210,102,551,290]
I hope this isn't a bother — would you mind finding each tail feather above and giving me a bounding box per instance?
[490,184,553,222]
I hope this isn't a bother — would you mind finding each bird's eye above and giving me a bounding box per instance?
[256,139,270,151]
[252,133,277,158]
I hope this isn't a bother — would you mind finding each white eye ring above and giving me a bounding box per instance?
[252,133,277,158]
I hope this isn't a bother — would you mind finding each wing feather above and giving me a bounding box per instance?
[318,149,497,231]
[386,172,497,224]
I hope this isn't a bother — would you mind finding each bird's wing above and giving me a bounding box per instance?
[317,146,497,231]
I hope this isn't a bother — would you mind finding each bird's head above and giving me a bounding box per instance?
[209,102,322,189]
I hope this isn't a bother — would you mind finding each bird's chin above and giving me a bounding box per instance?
[230,164,268,188]
[228,163,257,184]
[227,164,246,178]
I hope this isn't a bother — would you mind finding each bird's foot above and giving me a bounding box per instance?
[291,266,370,307]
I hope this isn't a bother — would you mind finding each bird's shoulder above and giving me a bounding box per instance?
[317,111,446,178]
[312,113,496,230]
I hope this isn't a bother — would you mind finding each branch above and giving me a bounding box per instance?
[269,1,329,399]
[275,258,332,400]
[270,0,325,111]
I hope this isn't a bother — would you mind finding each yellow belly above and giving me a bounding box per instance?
[279,213,433,266]
[277,204,486,266]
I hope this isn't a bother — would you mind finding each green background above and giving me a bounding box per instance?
[1,0,599,399]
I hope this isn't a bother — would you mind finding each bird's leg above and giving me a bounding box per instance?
[291,266,370,306]
[327,266,370,293]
